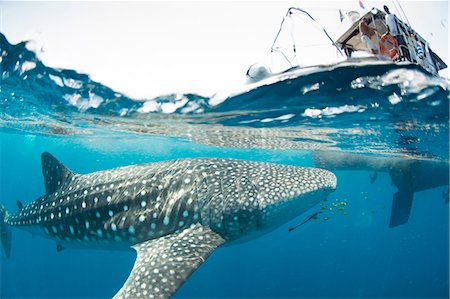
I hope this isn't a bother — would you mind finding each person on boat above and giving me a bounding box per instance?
[383,5,399,36]
[359,18,379,54]
[383,5,410,61]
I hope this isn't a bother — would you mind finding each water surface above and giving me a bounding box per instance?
[1,33,448,298]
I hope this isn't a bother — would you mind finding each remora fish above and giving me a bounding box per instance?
[0,152,336,298]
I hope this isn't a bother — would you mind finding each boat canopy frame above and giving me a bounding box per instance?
[271,7,344,69]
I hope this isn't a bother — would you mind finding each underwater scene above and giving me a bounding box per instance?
[0,3,449,298]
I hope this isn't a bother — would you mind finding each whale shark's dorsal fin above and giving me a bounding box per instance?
[16,200,24,212]
[114,224,225,299]
[41,152,76,194]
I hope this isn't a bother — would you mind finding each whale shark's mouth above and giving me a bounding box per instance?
[253,166,336,233]
[313,168,338,191]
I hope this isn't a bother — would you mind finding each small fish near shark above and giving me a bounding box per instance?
[0,153,336,298]
[313,151,449,228]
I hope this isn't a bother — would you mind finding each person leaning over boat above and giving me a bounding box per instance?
[359,18,379,54]
[383,5,410,61]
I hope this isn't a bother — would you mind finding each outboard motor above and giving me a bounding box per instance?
[246,63,272,82]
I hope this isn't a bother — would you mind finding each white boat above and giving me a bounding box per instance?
[335,7,447,76]
[243,6,447,87]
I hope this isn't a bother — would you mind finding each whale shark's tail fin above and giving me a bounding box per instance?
[0,204,11,258]
[388,161,417,228]
[389,189,414,227]
[41,152,75,194]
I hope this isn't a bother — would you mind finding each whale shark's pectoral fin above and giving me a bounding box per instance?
[114,224,225,299]
[41,152,76,194]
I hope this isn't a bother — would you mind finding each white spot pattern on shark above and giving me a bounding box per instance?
[0,152,336,298]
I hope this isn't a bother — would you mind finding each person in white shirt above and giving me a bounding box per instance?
[384,5,399,36]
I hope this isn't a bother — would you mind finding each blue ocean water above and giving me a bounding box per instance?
[0,33,449,298]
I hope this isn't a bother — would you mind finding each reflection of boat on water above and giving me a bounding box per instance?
[245,6,447,89]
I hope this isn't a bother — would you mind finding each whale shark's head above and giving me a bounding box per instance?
[210,161,336,241]
[255,166,336,231]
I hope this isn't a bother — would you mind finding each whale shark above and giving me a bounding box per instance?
[0,152,336,298]
[313,151,449,227]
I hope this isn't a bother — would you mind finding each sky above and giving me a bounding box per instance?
[1,1,448,99]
